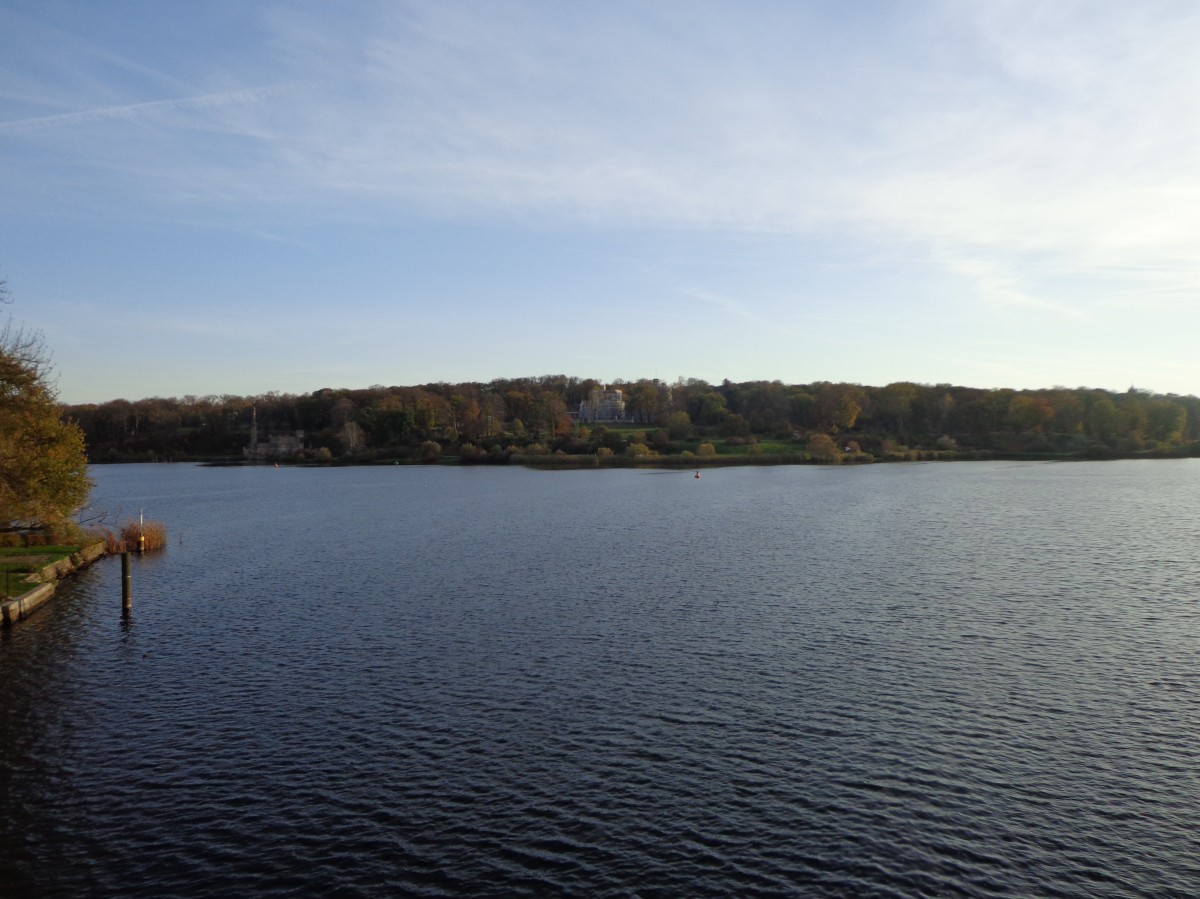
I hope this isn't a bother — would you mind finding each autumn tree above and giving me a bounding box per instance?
[806,433,841,462]
[450,394,483,441]
[1006,394,1054,433]
[480,391,505,437]
[533,392,569,438]
[813,382,864,432]
[0,320,91,527]
[504,389,535,426]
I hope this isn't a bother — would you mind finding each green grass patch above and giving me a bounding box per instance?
[668,438,802,457]
[752,440,799,454]
[0,545,82,557]
[0,545,83,598]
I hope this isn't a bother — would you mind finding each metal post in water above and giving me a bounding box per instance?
[122,552,132,614]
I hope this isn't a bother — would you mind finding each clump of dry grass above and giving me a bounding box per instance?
[105,520,168,553]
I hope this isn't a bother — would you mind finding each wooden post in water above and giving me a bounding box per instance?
[121,552,132,614]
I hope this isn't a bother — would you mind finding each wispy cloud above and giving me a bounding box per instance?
[6,1,1200,328]
[679,287,760,323]
[0,85,287,135]
[249,1,1200,305]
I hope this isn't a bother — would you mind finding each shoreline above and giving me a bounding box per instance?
[1,541,108,627]
[138,447,1200,469]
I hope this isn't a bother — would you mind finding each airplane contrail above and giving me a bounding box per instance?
[0,84,286,135]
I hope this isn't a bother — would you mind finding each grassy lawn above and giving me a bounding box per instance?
[0,545,82,598]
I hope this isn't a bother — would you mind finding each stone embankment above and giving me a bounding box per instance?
[1,542,107,627]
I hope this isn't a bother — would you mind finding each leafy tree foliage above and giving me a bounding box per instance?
[806,433,840,462]
[687,390,729,425]
[0,321,91,526]
[61,373,1200,465]
[1007,395,1055,433]
[667,411,693,440]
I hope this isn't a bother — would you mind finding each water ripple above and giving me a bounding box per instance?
[3,461,1200,897]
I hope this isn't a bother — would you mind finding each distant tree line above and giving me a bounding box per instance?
[62,376,1200,464]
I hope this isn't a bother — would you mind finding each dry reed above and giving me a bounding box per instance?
[105,520,168,553]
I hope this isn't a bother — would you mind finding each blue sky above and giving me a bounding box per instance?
[3,1,1199,404]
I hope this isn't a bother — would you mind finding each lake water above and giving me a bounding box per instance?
[2,460,1199,897]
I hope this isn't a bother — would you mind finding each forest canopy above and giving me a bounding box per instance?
[62,376,1200,465]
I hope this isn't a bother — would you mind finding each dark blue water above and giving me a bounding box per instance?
[3,460,1200,897]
